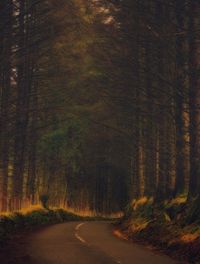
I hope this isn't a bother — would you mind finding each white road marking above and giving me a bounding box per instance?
[75,222,85,231]
[74,223,122,263]
[75,223,86,243]
[75,232,86,243]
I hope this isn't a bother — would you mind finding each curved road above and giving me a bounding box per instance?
[13,222,181,264]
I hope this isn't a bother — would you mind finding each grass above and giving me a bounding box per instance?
[117,196,200,263]
[0,205,118,248]
[0,206,84,246]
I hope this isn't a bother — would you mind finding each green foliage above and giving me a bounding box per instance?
[119,197,200,262]
[0,209,84,246]
[129,198,154,221]
[25,210,50,226]
[0,207,116,248]
[165,202,186,222]
[185,197,200,225]
[55,209,81,221]
[38,117,85,173]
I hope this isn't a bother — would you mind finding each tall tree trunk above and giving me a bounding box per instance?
[144,32,156,197]
[155,1,167,202]
[174,0,187,196]
[188,0,200,199]
[12,0,32,210]
[0,0,13,211]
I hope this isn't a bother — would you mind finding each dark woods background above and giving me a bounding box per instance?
[0,0,200,215]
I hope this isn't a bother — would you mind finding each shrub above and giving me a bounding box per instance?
[0,208,84,247]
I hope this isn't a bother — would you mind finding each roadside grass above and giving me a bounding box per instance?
[0,207,81,246]
[116,196,200,263]
[0,206,116,247]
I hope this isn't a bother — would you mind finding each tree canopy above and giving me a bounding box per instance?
[0,0,200,216]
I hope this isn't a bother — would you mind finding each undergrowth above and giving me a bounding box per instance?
[0,206,112,247]
[0,207,84,246]
[118,196,200,263]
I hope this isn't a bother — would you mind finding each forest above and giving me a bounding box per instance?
[0,0,200,226]
[0,0,199,213]
[1,0,200,262]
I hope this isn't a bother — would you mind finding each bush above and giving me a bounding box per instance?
[0,208,84,246]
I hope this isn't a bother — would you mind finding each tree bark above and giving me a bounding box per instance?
[188,0,200,199]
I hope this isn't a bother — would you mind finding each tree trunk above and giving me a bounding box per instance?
[188,0,200,199]
[174,0,187,196]
[0,0,13,211]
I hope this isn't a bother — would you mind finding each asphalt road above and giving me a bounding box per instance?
[10,221,181,264]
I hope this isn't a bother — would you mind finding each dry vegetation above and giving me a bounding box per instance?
[116,197,200,263]
[0,205,116,251]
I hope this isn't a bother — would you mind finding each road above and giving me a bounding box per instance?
[8,222,181,264]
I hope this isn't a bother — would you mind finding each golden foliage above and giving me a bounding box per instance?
[132,196,152,210]
[181,233,199,243]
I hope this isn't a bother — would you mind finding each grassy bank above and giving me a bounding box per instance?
[0,205,117,249]
[117,197,200,263]
[0,206,85,247]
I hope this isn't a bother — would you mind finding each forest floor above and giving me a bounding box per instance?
[115,197,200,263]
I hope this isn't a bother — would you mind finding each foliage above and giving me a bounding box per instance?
[0,0,200,220]
[0,208,82,246]
[119,196,200,262]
